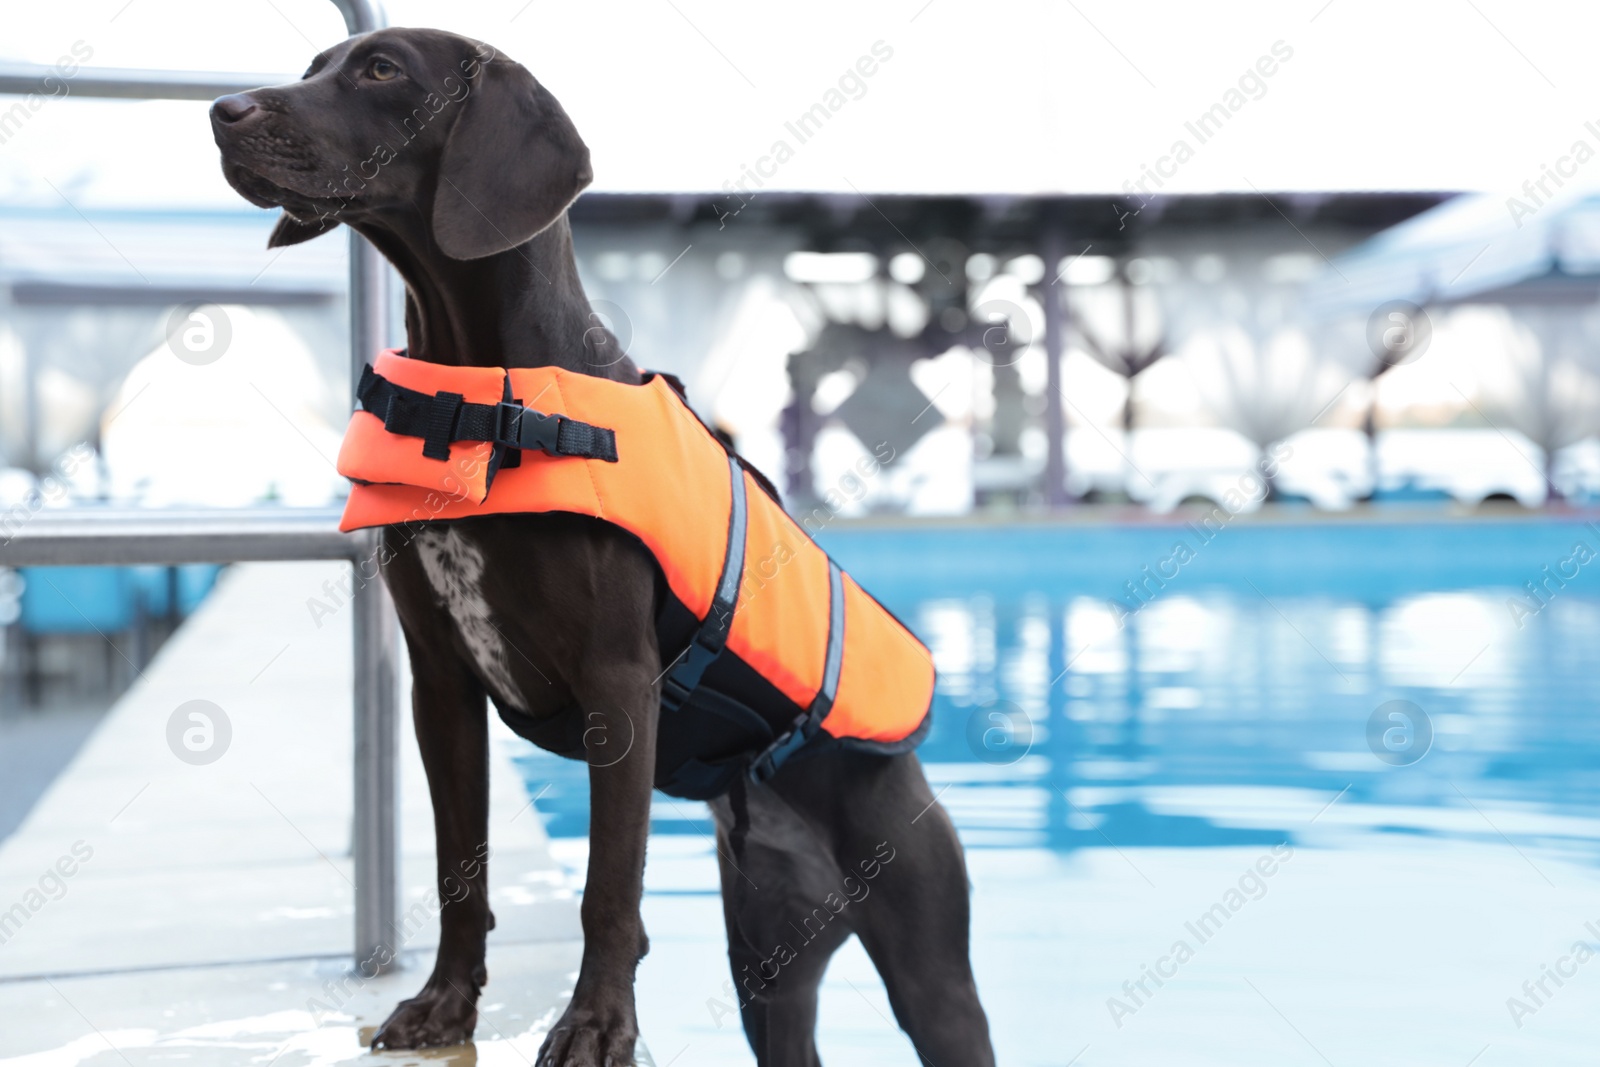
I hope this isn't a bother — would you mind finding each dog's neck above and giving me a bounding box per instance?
[353,213,635,381]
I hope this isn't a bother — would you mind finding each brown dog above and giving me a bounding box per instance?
[211,28,993,1067]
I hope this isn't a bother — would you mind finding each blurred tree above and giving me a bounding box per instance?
[1069,258,1168,497]
[1475,304,1600,502]
[1158,262,1355,501]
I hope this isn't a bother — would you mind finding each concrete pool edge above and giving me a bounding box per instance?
[812,501,1600,530]
[0,562,589,1064]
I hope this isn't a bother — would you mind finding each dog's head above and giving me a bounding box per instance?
[210,28,591,260]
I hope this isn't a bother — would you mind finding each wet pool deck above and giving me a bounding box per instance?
[0,562,600,1066]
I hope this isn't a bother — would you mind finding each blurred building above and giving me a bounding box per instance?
[25,184,1600,714]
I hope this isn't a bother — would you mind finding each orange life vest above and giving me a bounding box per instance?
[337,350,933,798]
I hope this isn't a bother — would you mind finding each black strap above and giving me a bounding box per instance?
[659,456,748,713]
[356,364,618,464]
[749,560,845,783]
[422,391,463,461]
[729,773,752,864]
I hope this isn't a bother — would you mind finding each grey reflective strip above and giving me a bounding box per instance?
[746,557,848,782]
[717,456,747,611]
[660,456,749,715]
[816,560,846,710]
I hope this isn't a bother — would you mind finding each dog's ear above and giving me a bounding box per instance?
[268,211,339,248]
[432,55,592,261]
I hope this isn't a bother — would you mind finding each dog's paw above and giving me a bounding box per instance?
[371,979,479,1051]
[536,1001,638,1067]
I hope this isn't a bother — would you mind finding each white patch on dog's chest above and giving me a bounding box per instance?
[413,526,528,710]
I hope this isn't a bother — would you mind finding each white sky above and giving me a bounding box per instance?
[4,0,1600,207]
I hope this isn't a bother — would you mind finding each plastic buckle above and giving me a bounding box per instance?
[749,716,811,783]
[493,403,563,455]
[660,674,694,711]
[659,632,725,712]
[516,407,563,455]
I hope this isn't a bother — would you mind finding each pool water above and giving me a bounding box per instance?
[507,514,1600,1066]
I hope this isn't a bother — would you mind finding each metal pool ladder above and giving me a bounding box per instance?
[0,0,404,975]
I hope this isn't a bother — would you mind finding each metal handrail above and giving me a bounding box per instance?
[332,0,398,977]
[0,508,355,565]
[0,0,400,974]
[0,65,292,100]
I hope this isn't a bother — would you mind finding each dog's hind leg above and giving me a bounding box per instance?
[769,750,996,1067]
[711,783,852,1067]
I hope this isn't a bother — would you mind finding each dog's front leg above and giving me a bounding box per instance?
[538,666,658,1067]
[372,624,492,1050]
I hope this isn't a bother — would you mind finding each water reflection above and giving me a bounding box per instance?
[916,588,1600,863]
[512,543,1600,868]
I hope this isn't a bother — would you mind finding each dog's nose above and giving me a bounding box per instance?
[211,93,259,124]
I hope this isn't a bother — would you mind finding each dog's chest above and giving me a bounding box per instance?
[412,526,530,711]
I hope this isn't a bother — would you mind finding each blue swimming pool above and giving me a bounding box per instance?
[508,512,1600,1066]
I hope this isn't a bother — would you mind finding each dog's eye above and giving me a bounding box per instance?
[367,58,400,81]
